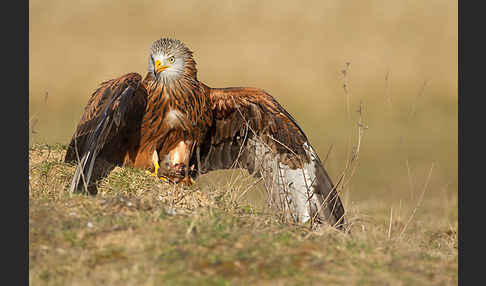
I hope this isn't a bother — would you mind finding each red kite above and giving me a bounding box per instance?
[65,38,346,230]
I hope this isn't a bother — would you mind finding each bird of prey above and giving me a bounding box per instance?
[65,38,346,230]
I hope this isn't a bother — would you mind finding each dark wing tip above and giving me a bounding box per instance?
[66,72,146,193]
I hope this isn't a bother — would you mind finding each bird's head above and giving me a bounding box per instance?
[148,38,197,83]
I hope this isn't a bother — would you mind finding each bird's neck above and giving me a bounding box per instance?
[142,72,208,110]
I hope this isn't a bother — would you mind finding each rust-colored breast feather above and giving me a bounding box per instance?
[130,75,212,169]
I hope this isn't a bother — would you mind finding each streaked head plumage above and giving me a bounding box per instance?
[148,38,197,82]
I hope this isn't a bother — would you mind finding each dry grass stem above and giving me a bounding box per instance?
[399,162,435,238]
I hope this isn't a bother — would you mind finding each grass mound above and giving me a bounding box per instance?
[29,144,457,285]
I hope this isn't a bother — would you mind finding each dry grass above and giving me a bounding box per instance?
[29,145,457,285]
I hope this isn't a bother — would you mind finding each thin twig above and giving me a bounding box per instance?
[408,80,428,122]
[322,144,334,165]
[406,159,415,200]
[342,62,351,121]
[236,177,263,203]
[399,162,435,238]
[336,100,368,191]
[29,90,50,141]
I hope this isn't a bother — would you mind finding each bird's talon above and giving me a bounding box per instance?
[159,176,169,183]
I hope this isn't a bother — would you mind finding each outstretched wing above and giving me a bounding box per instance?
[196,86,346,230]
[65,73,148,193]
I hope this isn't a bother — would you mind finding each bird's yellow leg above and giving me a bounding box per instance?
[145,150,170,183]
[152,160,160,177]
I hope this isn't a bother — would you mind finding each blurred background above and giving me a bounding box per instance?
[29,0,457,211]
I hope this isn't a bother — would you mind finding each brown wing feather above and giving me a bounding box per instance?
[65,73,148,193]
[197,86,346,230]
[198,86,310,170]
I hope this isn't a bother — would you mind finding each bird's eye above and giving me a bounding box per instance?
[168,56,175,63]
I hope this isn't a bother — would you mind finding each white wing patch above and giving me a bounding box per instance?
[247,138,320,224]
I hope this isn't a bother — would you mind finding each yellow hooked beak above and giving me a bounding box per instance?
[155,60,170,73]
